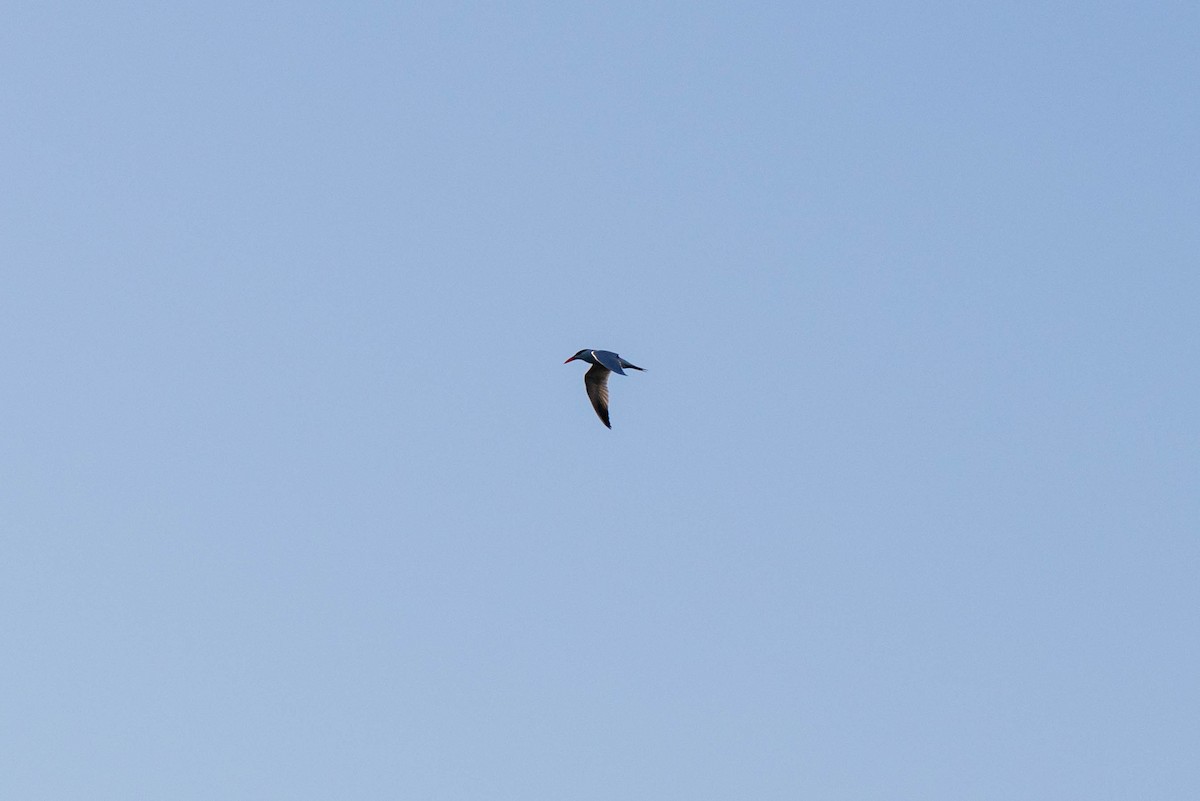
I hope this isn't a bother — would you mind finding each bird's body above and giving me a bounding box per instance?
[563,349,645,428]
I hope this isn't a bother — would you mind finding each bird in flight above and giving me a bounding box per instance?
[563,349,645,429]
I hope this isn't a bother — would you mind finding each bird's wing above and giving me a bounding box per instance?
[584,363,612,428]
[591,350,627,375]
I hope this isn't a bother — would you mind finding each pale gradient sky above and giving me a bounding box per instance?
[2,3,1198,799]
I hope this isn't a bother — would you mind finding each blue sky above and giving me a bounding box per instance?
[2,3,1197,798]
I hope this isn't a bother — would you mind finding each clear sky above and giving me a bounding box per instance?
[3,3,1197,799]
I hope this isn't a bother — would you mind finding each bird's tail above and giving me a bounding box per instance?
[620,360,645,371]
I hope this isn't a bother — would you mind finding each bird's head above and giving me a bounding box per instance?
[563,349,592,364]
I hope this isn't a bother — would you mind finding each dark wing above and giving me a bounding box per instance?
[583,363,612,428]
[591,350,627,375]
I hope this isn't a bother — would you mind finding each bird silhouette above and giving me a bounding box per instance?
[563,349,645,429]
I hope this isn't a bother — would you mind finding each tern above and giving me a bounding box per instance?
[563,349,645,429]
